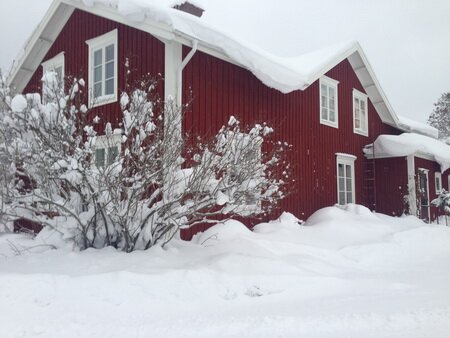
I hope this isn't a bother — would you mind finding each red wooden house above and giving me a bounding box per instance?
[8,0,450,235]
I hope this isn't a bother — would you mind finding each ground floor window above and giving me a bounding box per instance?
[435,172,442,193]
[94,134,121,168]
[336,153,356,205]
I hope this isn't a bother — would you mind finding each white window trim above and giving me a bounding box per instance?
[352,88,369,137]
[42,52,65,78]
[435,172,442,194]
[336,153,356,205]
[41,52,65,97]
[86,29,118,108]
[319,76,339,128]
[94,134,122,168]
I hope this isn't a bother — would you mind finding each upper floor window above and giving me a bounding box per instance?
[41,52,65,101]
[336,153,356,205]
[320,76,339,128]
[86,29,118,108]
[435,172,442,194]
[353,89,368,136]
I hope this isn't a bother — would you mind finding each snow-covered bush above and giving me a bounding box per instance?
[432,189,450,226]
[0,72,290,251]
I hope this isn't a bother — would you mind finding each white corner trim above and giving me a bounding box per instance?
[406,155,417,216]
[86,29,118,108]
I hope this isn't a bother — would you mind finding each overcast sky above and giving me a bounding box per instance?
[0,0,449,123]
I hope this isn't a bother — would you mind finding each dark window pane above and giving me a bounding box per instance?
[105,79,114,95]
[94,49,102,66]
[339,177,345,191]
[105,61,114,79]
[94,65,102,83]
[339,192,345,205]
[106,44,114,62]
[95,148,105,168]
[108,146,119,165]
[329,109,335,122]
[347,192,353,203]
[346,164,351,177]
[338,163,344,177]
[94,83,102,98]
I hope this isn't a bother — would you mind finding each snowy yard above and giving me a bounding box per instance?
[1,205,450,337]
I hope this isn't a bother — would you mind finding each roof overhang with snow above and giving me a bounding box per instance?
[9,0,402,129]
[364,133,450,172]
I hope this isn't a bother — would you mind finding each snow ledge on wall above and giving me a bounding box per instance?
[364,133,450,172]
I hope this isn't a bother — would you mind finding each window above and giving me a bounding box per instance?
[435,172,442,194]
[41,52,65,101]
[320,76,339,128]
[86,29,118,107]
[336,153,356,205]
[353,89,368,136]
[94,134,121,168]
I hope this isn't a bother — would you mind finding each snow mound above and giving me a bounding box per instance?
[1,205,450,337]
[194,219,252,244]
[252,212,302,234]
[365,132,450,172]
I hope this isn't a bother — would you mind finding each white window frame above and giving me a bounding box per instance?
[86,29,118,108]
[352,88,369,137]
[435,172,442,194]
[336,153,356,205]
[94,134,122,168]
[319,76,339,128]
[41,52,65,99]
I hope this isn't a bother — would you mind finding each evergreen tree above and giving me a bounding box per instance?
[428,92,450,140]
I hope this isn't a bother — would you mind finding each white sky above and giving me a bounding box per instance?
[0,0,449,123]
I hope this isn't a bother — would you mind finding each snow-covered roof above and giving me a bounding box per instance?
[364,133,450,172]
[8,0,400,127]
[397,115,438,139]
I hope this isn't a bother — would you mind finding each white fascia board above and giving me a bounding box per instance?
[8,0,74,92]
[298,42,400,130]
[348,46,400,128]
[303,42,359,88]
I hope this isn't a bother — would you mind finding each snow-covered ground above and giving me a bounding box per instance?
[1,204,450,337]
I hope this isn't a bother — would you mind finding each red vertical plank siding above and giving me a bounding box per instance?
[23,9,165,133]
[182,50,401,227]
[21,9,427,238]
[374,157,408,216]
